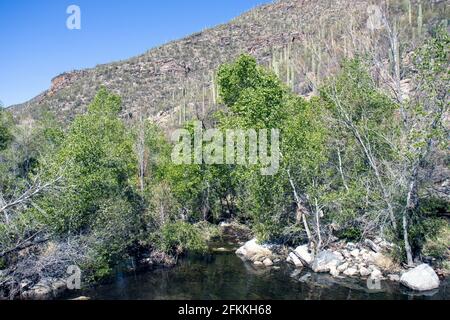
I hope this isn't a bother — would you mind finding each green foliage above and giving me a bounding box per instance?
[409,198,449,257]
[422,222,449,261]
[321,58,398,161]
[336,227,363,242]
[0,108,65,258]
[82,198,141,280]
[1,32,448,284]
[0,108,13,151]
[155,221,208,255]
[217,54,328,243]
[38,88,137,234]
[218,54,288,129]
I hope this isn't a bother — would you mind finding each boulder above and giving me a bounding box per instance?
[22,282,53,300]
[253,261,264,266]
[288,252,304,268]
[342,250,351,259]
[388,274,400,282]
[22,278,68,300]
[400,264,440,292]
[370,252,396,271]
[337,262,349,273]
[236,239,273,263]
[350,249,360,258]
[364,239,381,253]
[344,268,358,277]
[72,296,90,300]
[332,251,344,261]
[370,268,383,280]
[293,245,314,266]
[311,251,343,273]
[359,267,371,277]
[330,266,340,277]
[263,258,274,267]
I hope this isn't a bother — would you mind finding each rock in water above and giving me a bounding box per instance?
[400,264,440,291]
[293,245,314,266]
[288,252,304,268]
[330,266,340,277]
[236,239,273,263]
[311,251,343,273]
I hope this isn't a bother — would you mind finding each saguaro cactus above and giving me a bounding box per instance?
[408,0,412,26]
[211,71,217,106]
[417,1,423,36]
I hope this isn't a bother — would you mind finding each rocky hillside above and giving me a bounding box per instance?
[8,0,449,130]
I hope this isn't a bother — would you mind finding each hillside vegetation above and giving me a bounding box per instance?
[0,0,449,299]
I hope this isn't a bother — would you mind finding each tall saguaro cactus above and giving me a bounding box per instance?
[211,71,217,106]
[417,1,423,36]
[408,0,412,26]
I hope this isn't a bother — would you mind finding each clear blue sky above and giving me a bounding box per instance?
[0,0,272,107]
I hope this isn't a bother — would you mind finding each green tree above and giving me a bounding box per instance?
[39,88,137,234]
[0,104,13,151]
[217,54,328,245]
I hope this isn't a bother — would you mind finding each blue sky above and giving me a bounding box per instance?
[0,0,272,107]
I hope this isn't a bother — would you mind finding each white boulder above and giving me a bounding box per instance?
[344,268,358,277]
[337,262,349,272]
[236,239,273,263]
[359,267,371,277]
[370,268,383,280]
[350,249,360,258]
[293,245,314,266]
[288,252,304,268]
[330,266,340,277]
[400,264,440,292]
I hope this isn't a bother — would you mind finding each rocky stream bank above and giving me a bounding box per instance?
[235,235,445,292]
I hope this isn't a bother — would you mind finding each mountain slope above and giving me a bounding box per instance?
[9,0,449,130]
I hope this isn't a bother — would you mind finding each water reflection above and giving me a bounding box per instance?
[63,252,449,300]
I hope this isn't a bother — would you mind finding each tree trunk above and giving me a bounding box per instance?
[402,211,414,266]
[403,168,419,266]
[287,170,314,247]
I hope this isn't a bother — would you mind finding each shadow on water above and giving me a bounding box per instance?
[63,252,449,300]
